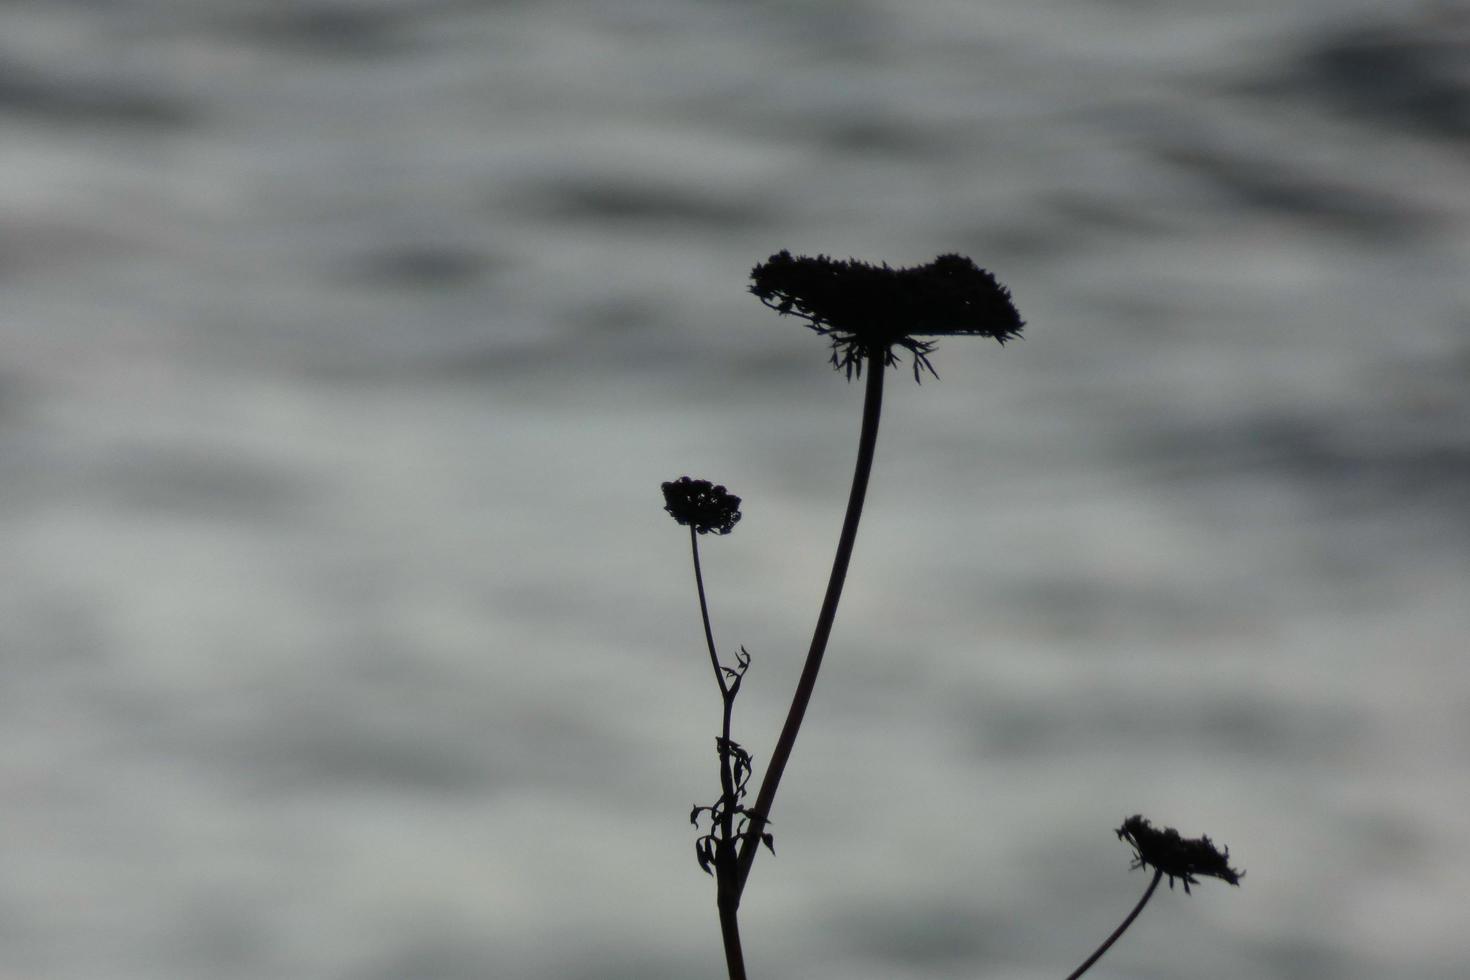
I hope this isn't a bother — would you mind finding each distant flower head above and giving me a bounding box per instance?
[1116,815,1243,893]
[662,477,742,535]
[749,250,1024,380]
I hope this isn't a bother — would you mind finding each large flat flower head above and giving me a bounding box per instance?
[1116,814,1243,893]
[662,476,742,535]
[749,250,1024,380]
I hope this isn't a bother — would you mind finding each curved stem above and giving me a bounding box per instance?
[1063,869,1164,980]
[689,527,728,698]
[734,349,886,896]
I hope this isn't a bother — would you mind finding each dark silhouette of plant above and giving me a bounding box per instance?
[662,252,1243,979]
[664,251,1022,979]
[1064,816,1243,980]
[661,476,760,979]
[731,252,1022,922]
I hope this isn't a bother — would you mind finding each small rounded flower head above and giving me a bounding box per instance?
[749,250,1024,380]
[1116,814,1243,893]
[662,477,742,535]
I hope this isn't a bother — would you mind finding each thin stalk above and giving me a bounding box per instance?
[688,528,747,980]
[734,348,886,896]
[689,527,729,698]
[1063,869,1164,980]
[690,528,737,841]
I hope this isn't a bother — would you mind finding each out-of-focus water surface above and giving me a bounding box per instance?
[3,1,1468,977]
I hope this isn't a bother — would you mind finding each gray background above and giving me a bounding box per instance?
[2,1,1468,978]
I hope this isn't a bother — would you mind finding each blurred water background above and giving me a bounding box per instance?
[3,1,1469,978]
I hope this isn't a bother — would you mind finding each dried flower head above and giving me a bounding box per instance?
[662,476,742,535]
[749,250,1024,380]
[1116,814,1243,893]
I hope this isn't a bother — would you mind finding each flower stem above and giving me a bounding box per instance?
[689,527,729,698]
[688,528,748,980]
[686,527,739,820]
[1063,869,1164,980]
[734,348,886,896]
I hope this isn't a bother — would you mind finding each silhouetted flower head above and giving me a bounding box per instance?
[662,477,742,535]
[1116,815,1243,893]
[749,250,1024,380]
